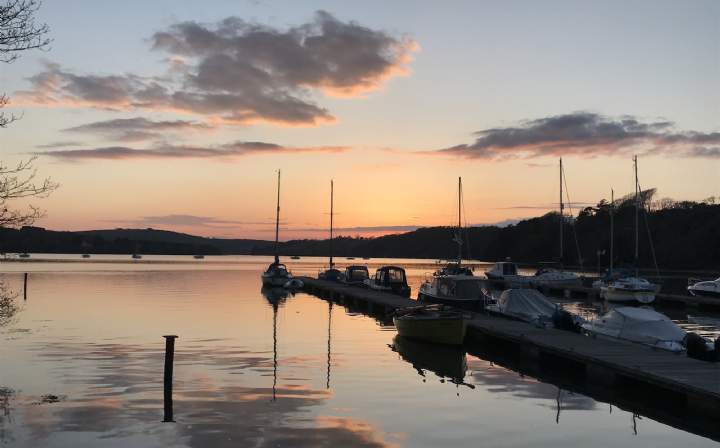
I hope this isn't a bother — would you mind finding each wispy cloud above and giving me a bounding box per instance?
[62,117,214,142]
[35,140,348,161]
[35,140,85,149]
[429,112,720,160]
[110,214,280,229]
[16,11,417,126]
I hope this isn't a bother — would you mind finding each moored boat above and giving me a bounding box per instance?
[393,305,467,345]
[602,277,658,304]
[581,307,686,352]
[484,261,530,286]
[342,265,369,286]
[530,268,581,288]
[131,253,142,260]
[262,170,293,287]
[418,275,485,310]
[364,266,411,297]
[193,254,205,259]
[81,253,91,258]
[318,180,343,282]
[688,278,720,298]
[485,288,583,331]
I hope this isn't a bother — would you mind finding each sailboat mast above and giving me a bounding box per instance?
[274,170,281,263]
[634,156,639,277]
[458,176,462,266]
[329,180,334,268]
[610,188,614,273]
[559,158,564,266]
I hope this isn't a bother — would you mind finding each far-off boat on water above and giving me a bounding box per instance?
[262,170,294,287]
[393,305,467,345]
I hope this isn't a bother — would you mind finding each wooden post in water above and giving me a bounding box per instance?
[163,335,178,422]
[23,273,28,301]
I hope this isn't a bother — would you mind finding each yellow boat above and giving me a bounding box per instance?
[393,305,467,345]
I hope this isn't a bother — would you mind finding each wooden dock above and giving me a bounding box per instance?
[300,277,720,420]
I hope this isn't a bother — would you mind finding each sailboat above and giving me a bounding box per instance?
[318,180,343,281]
[601,156,658,303]
[419,178,485,310]
[531,158,581,288]
[261,170,293,287]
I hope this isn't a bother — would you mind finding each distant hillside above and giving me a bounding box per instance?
[1,199,719,270]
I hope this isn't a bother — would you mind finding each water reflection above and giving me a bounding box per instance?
[390,336,471,389]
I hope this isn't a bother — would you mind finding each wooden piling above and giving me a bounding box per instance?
[23,273,28,300]
[162,335,178,422]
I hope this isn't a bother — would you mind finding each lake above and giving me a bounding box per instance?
[0,255,718,447]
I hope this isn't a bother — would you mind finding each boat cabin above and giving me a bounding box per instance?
[265,262,289,276]
[370,266,411,297]
[429,276,483,300]
[435,262,473,277]
[319,268,343,282]
[344,265,369,284]
[486,261,519,278]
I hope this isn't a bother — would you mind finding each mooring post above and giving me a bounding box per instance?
[23,273,28,301]
[162,335,178,422]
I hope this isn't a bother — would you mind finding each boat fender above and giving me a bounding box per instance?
[686,332,717,362]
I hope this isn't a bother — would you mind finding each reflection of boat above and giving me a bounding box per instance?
[391,334,468,382]
[261,286,290,304]
[318,180,344,282]
[688,278,720,298]
[581,307,686,352]
[393,305,467,345]
[262,170,293,287]
[364,266,411,297]
[342,265,369,286]
[418,275,485,310]
[486,289,583,331]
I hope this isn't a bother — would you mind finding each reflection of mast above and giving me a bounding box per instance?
[326,301,333,389]
[555,387,562,424]
[272,302,278,402]
[632,413,641,435]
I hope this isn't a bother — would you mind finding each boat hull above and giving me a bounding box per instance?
[262,273,292,287]
[688,288,720,298]
[393,316,467,345]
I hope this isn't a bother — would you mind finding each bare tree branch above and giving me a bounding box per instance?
[0,156,58,227]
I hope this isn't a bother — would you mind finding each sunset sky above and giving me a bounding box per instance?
[2,0,718,239]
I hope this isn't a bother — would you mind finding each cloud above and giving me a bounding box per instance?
[35,140,348,160]
[62,117,214,142]
[431,112,720,160]
[122,214,254,228]
[35,140,85,149]
[16,11,417,126]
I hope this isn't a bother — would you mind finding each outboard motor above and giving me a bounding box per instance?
[552,309,580,333]
[685,332,717,362]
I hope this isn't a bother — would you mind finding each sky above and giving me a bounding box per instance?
[1,0,718,239]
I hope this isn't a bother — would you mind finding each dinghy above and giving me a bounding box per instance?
[393,305,467,345]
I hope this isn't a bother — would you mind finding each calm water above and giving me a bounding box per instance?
[0,255,718,447]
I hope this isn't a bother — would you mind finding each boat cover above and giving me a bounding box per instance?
[596,307,686,345]
[497,289,558,323]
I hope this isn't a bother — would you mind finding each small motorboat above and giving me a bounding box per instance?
[602,277,658,304]
[530,268,581,288]
[18,253,30,258]
[364,266,411,297]
[346,257,355,260]
[318,268,344,282]
[131,253,142,260]
[81,254,91,259]
[342,265,369,286]
[418,275,485,310]
[262,259,293,287]
[363,257,371,260]
[592,268,635,291]
[687,277,720,298]
[193,254,205,259]
[484,261,530,286]
[393,305,467,345]
[485,289,583,331]
[290,255,301,260]
[581,307,686,352]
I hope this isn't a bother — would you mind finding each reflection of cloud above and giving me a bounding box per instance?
[35,141,348,161]
[21,340,398,447]
[429,112,720,160]
[17,11,417,127]
[62,117,214,142]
